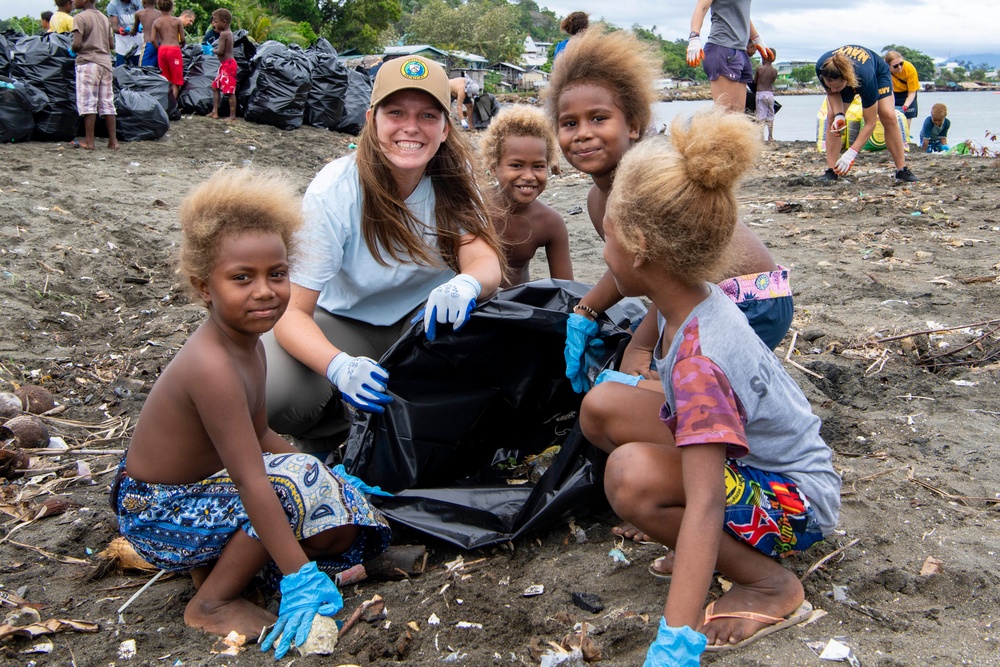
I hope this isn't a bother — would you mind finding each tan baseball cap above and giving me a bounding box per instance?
[370,55,451,112]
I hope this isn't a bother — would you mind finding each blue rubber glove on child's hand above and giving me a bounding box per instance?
[67,48,77,58]
[594,369,642,388]
[261,561,342,659]
[331,464,393,497]
[326,352,392,413]
[419,274,481,341]
[565,313,600,393]
[643,617,707,667]
[201,43,213,55]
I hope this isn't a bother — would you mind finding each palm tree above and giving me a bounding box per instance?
[230,0,308,46]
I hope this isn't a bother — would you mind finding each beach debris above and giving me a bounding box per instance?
[340,594,386,637]
[0,392,23,419]
[118,638,137,659]
[117,569,167,622]
[816,638,861,665]
[455,621,483,629]
[775,201,803,213]
[364,544,427,580]
[537,641,586,667]
[335,563,367,586]
[209,630,245,656]
[291,614,339,656]
[919,556,944,576]
[0,443,31,479]
[523,584,545,597]
[13,386,56,415]
[571,592,603,614]
[427,613,440,626]
[568,520,587,544]
[607,548,630,565]
[561,622,601,662]
[21,637,54,654]
[3,415,50,449]
[96,537,158,574]
[567,206,583,215]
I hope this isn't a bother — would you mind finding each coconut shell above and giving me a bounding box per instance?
[97,537,158,572]
[14,385,56,415]
[0,393,22,420]
[0,445,30,479]
[3,414,50,449]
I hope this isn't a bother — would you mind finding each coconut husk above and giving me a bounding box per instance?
[4,415,50,449]
[14,386,56,415]
[0,445,30,480]
[0,393,22,420]
[91,537,157,578]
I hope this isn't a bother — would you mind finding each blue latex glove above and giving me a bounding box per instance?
[940,144,949,151]
[67,48,77,58]
[326,352,392,413]
[565,313,601,393]
[331,464,393,497]
[417,273,481,341]
[261,561,343,659]
[643,617,707,667]
[594,369,642,387]
[201,43,213,55]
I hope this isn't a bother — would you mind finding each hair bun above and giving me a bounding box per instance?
[670,109,760,190]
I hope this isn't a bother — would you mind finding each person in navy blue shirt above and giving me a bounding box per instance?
[815,45,917,183]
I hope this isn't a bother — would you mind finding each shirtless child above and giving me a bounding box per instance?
[133,0,160,68]
[151,0,185,99]
[478,105,573,287]
[110,169,390,658]
[208,8,236,120]
[753,49,778,142]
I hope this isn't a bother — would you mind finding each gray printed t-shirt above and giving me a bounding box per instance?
[707,0,752,50]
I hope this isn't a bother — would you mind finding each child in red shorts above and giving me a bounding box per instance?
[209,8,237,121]
[151,0,185,99]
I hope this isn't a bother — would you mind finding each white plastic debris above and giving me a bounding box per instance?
[118,639,137,660]
[523,584,545,597]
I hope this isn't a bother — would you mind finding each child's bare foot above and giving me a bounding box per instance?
[698,567,805,649]
[108,140,120,151]
[184,594,275,641]
[226,116,237,122]
[611,521,653,543]
[208,112,219,119]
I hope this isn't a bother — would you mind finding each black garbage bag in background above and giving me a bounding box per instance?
[113,63,175,118]
[343,279,646,549]
[334,66,371,136]
[11,32,77,141]
[0,76,48,143]
[0,33,12,76]
[237,39,285,118]
[115,88,169,141]
[303,38,349,130]
[179,51,219,116]
[245,45,312,130]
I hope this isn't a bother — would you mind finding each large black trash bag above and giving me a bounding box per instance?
[303,38,349,130]
[334,66,371,136]
[178,51,220,116]
[0,76,48,143]
[11,32,77,141]
[113,63,176,118]
[343,279,647,549]
[245,45,312,130]
[115,88,169,141]
[0,33,12,76]
[236,39,285,118]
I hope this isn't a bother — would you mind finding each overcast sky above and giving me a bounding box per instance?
[5,0,998,63]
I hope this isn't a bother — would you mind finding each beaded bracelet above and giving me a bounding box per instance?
[573,304,599,320]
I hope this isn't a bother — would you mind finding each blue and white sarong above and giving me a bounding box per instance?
[112,452,391,575]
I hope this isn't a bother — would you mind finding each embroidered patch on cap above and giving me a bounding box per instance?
[400,58,429,80]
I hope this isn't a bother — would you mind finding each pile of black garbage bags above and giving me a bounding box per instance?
[0,30,371,144]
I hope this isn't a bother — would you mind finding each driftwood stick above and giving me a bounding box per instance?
[800,538,860,582]
[873,319,1000,344]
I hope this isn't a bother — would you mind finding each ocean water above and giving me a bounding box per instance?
[653,90,1000,149]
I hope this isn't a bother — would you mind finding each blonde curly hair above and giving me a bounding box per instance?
[543,25,660,140]
[607,108,761,285]
[478,105,560,174]
[179,169,302,301]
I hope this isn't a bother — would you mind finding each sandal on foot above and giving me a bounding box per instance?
[647,555,672,581]
[702,599,814,652]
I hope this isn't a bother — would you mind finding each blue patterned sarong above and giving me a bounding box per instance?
[113,453,390,575]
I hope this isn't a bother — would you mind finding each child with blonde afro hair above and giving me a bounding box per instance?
[479,105,572,287]
[582,109,840,662]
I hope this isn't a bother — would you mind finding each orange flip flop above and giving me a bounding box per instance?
[702,599,814,652]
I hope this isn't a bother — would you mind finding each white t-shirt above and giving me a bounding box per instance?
[293,155,455,325]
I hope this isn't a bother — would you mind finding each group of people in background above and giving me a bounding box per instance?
[46,0,242,148]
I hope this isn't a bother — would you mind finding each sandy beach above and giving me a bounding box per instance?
[1,115,999,666]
